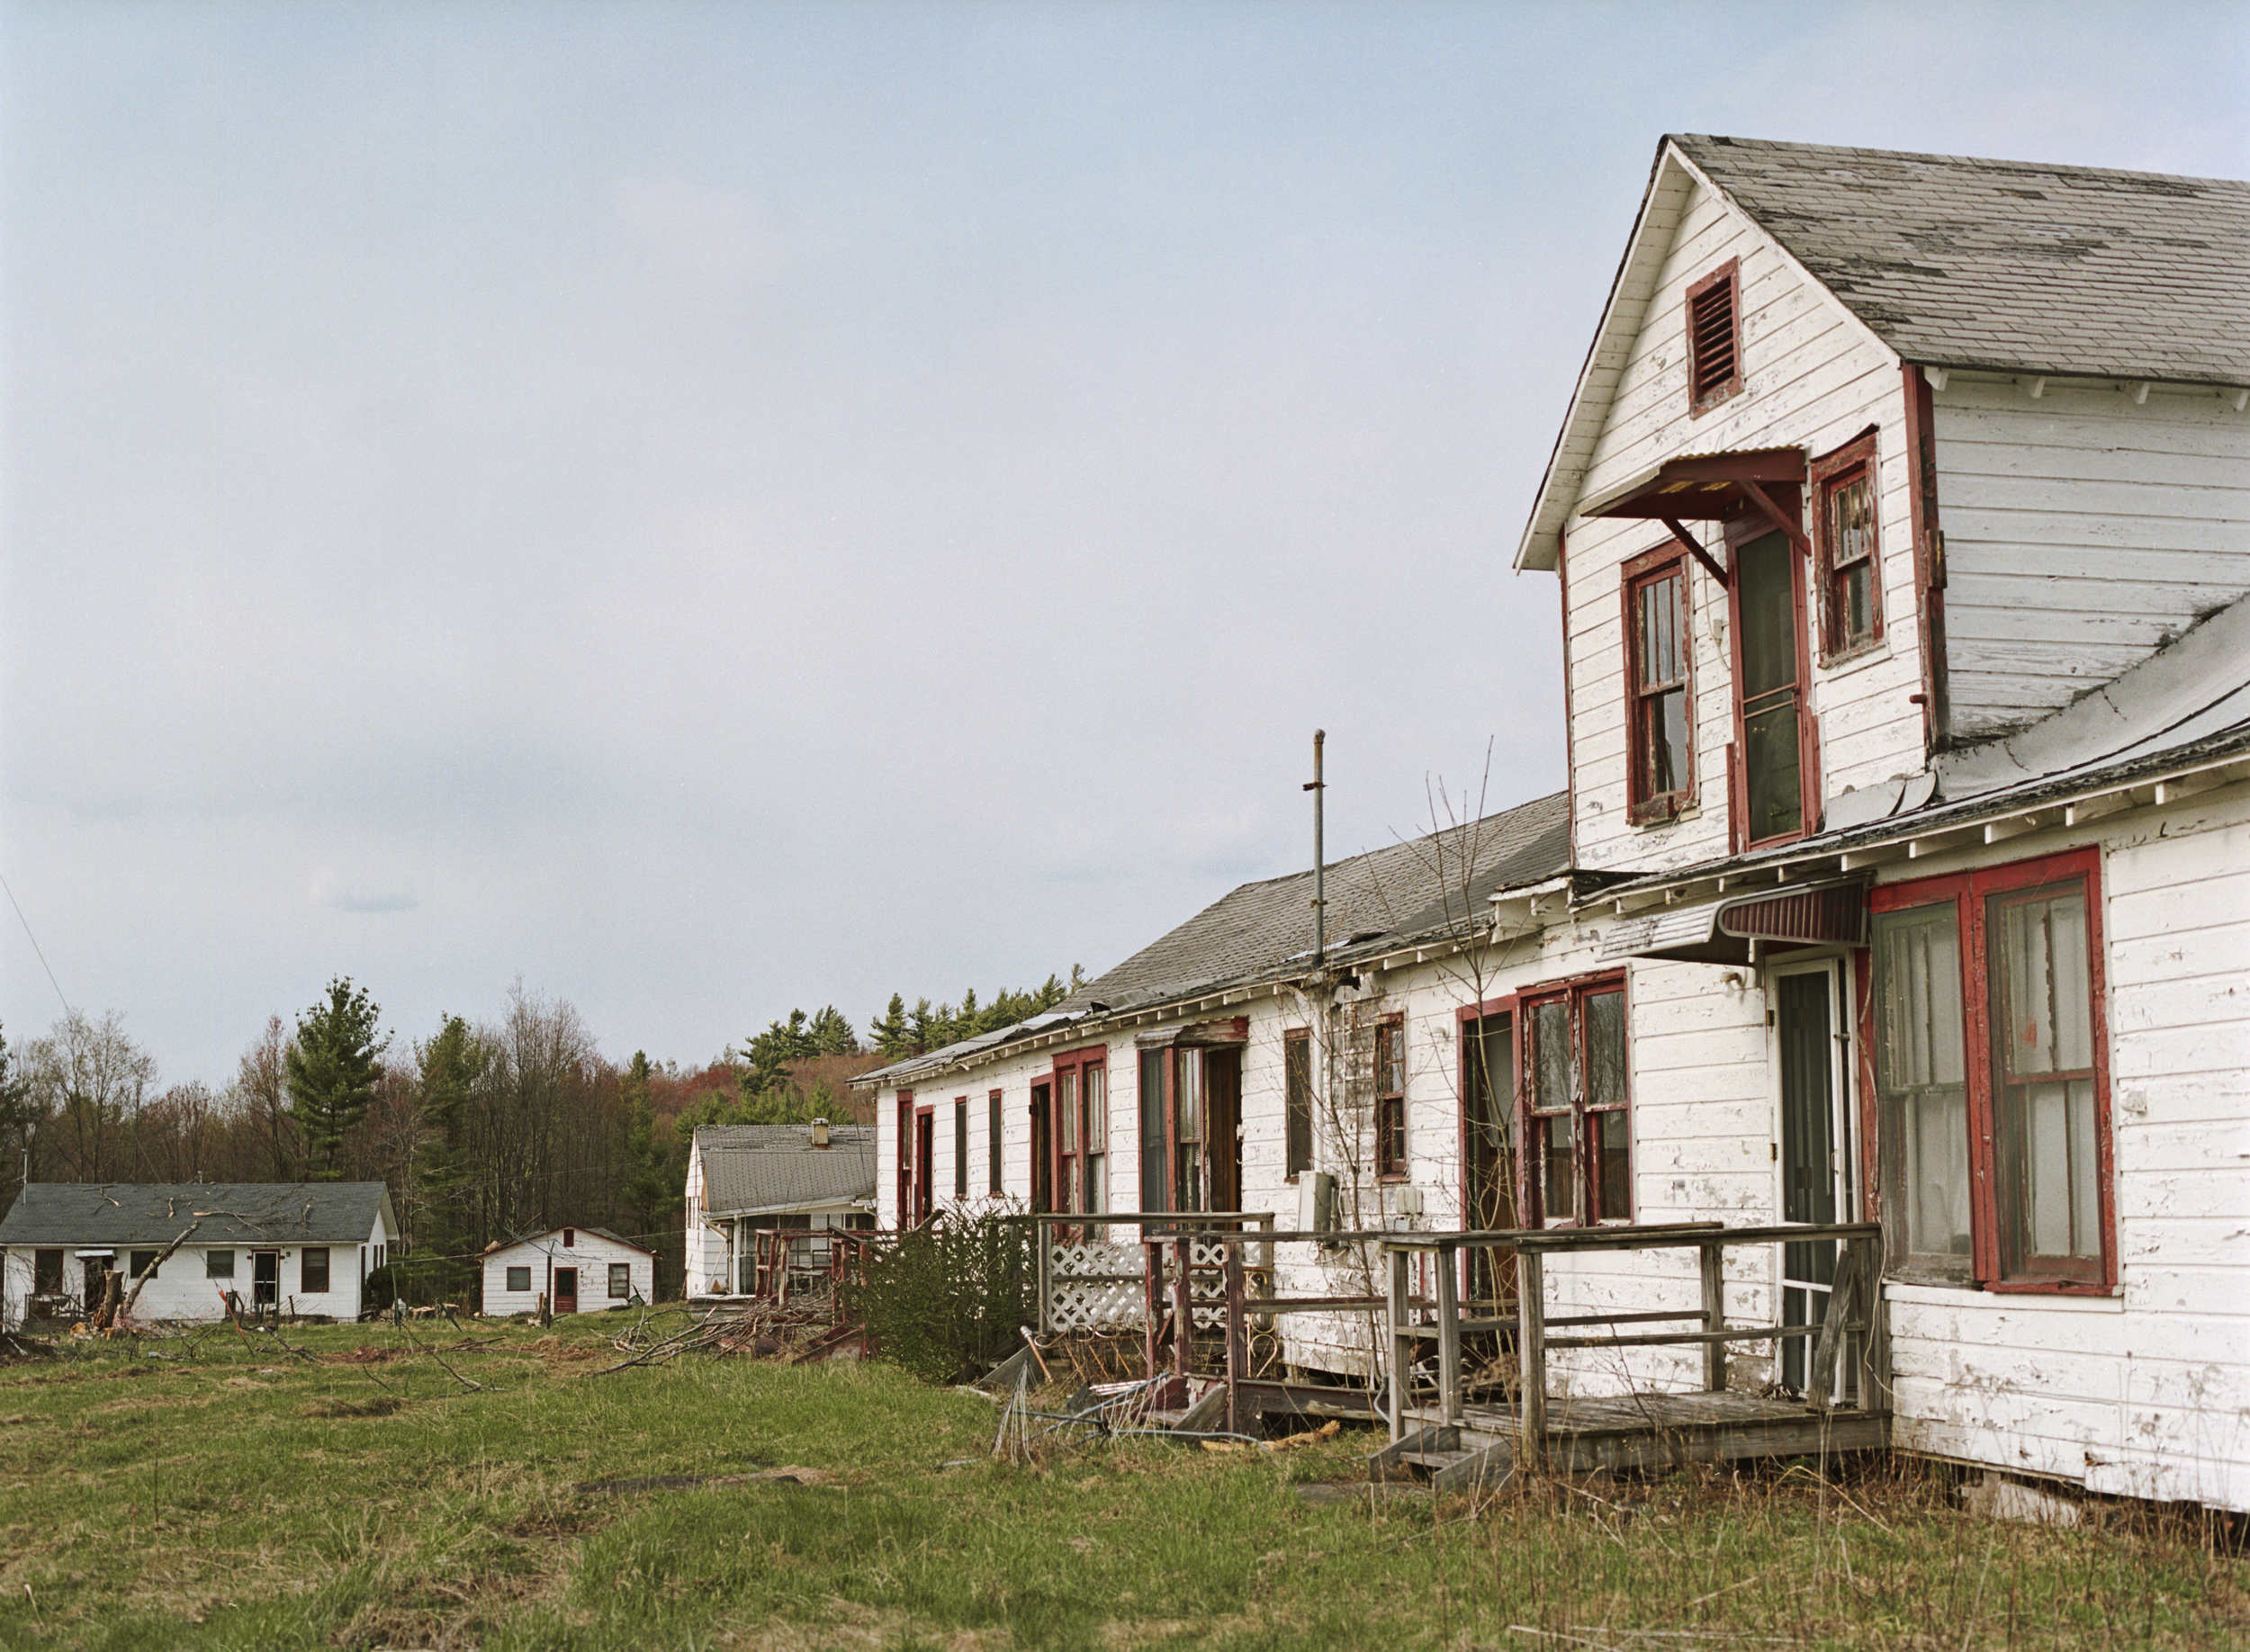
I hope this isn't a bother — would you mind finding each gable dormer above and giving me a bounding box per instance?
[1517,135,2250,875]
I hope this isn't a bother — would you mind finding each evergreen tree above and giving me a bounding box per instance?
[869,994,910,1059]
[285,979,388,1181]
[907,998,936,1055]
[619,1051,675,1267]
[807,1005,857,1056]
[411,1015,484,1272]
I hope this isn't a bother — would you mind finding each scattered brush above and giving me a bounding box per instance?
[300,1395,404,1419]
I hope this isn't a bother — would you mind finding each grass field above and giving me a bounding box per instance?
[0,1312,2241,1650]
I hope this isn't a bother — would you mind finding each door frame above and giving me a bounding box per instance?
[1767,953,1858,1391]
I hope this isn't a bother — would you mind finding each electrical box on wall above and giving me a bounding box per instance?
[1392,1184,1424,1217]
[1299,1172,1336,1235]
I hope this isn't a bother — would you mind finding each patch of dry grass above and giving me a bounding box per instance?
[0,1317,2240,1650]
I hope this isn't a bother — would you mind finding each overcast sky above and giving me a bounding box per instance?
[3,2,2244,1088]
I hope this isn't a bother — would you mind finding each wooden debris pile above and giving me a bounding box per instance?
[592,1299,864,1376]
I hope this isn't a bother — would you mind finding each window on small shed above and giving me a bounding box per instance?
[562,1227,574,1248]
[1373,1017,1408,1178]
[206,1249,236,1279]
[33,1249,63,1293]
[1283,1029,1313,1181]
[129,1250,160,1282]
[1814,431,1883,659]
[506,1265,532,1292]
[1625,549,1694,822]
[608,1262,631,1298]
[300,1248,330,1294]
[1687,260,1742,413]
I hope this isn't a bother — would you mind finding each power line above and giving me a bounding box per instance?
[0,869,73,1018]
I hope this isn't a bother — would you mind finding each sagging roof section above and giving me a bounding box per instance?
[693,1125,877,1218]
[0,1181,397,1247]
[855,792,1571,1092]
[1516,134,2250,573]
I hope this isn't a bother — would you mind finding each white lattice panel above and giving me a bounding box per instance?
[1046,1240,1147,1331]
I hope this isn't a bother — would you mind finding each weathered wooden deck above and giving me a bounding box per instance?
[1375,1388,1891,1490]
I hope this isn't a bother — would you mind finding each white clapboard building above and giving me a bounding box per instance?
[684,1122,877,1298]
[479,1226,656,1316]
[858,137,2250,1512]
[0,1181,399,1324]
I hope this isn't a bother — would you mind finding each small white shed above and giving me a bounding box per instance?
[480,1226,654,1316]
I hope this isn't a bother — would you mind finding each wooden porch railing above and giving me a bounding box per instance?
[1381,1221,1887,1456]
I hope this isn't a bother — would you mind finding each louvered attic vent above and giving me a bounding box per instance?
[1687,261,1741,411]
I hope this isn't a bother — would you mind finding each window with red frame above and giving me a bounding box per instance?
[1522,976,1631,1223]
[1870,848,2113,1289]
[1687,260,1742,413]
[1373,1017,1407,1178]
[1050,1049,1108,1217]
[1814,431,1883,659]
[1625,548,1694,822]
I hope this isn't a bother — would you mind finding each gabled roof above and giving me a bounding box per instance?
[855,791,1571,1091]
[483,1225,655,1258]
[0,1181,397,1248]
[692,1126,877,1218]
[1517,135,2250,571]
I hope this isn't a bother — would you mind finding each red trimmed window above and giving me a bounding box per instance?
[1728,494,1818,848]
[1814,430,1883,660]
[953,1097,969,1200]
[1521,974,1630,1224]
[1868,848,2114,1290]
[1373,1016,1407,1178]
[1624,545,1694,822]
[1687,260,1742,414]
[1051,1048,1108,1217]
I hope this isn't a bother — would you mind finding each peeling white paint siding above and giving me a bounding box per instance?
[1933,379,2250,743]
[1562,175,1929,877]
[1885,792,2250,1511]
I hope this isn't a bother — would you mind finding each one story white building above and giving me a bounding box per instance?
[479,1226,655,1316]
[684,1121,876,1297]
[0,1181,399,1324]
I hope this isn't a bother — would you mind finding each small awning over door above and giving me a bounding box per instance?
[1577,447,1810,582]
[1600,880,1868,965]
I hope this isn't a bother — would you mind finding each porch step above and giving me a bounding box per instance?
[1367,1426,1518,1492]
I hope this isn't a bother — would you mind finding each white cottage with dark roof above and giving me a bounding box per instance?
[859,135,2249,1513]
[0,1181,399,1324]
[683,1122,877,1297]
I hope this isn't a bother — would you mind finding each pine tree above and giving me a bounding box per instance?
[808,1005,857,1056]
[410,1014,483,1286]
[619,1051,675,1277]
[869,994,910,1059]
[285,979,388,1181]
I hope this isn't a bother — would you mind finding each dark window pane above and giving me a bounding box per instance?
[1139,1049,1169,1212]
[1743,700,1802,840]
[1532,1001,1573,1113]
[1540,1115,1576,1220]
[1596,1109,1630,1219]
[1284,1035,1313,1179]
[301,1247,329,1294]
[1736,533,1797,696]
[1645,687,1688,796]
[1584,992,1626,1110]
[506,1266,531,1292]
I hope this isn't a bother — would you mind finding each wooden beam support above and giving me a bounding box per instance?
[1661,516,1729,585]
[1738,480,1812,558]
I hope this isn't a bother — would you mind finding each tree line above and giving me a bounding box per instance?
[0,965,1082,1298]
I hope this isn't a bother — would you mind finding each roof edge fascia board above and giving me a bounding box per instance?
[1580,745,2250,911]
[1513,139,1693,573]
[1516,139,1910,575]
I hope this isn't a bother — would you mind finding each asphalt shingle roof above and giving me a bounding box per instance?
[1674,134,2250,386]
[855,791,1571,1090]
[694,1127,877,1217]
[0,1182,394,1247]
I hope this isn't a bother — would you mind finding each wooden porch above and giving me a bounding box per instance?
[1378,1221,1890,1488]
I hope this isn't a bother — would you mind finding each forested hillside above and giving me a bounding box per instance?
[0,967,1078,1297]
